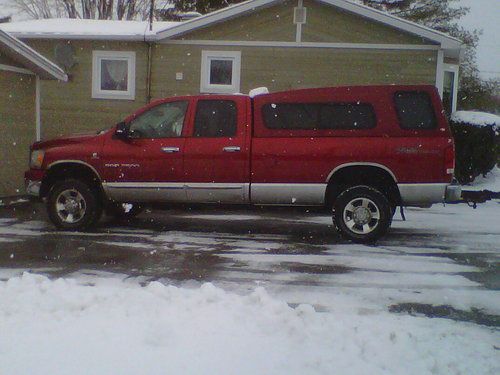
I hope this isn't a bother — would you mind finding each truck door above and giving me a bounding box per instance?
[183,96,250,203]
[101,99,191,202]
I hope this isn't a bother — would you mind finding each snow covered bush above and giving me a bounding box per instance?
[449,111,499,184]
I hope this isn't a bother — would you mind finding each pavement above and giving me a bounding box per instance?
[0,199,499,327]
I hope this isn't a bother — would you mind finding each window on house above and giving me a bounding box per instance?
[193,100,237,137]
[394,91,437,130]
[200,51,241,94]
[129,101,188,139]
[262,103,376,130]
[92,51,135,100]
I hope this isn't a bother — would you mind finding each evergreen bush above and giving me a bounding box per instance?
[450,121,498,184]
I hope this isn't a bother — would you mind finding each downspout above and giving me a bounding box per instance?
[35,75,41,141]
[146,0,154,103]
[145,42,153,103]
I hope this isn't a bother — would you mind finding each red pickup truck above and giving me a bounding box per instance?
[25,85,460,242]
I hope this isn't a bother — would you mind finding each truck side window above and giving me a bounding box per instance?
[262,103,375,130]
[129,101,188,139]
[394,92,437,130]
[194,100,237,137]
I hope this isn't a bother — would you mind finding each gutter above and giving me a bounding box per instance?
[146,41,153,103]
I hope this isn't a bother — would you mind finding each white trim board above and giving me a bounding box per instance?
[161,39,440,51]
[4,33,148,42]
[443,63,459,113]
[200,50,242,94]
[91,50,136,100]
[435,49,444,98]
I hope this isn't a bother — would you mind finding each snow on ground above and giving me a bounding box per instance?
[0,272,498,375]
[0,195,499,374]
[451,110,500,129]
[463,166,500,192]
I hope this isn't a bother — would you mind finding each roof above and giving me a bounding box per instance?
[0,29,67,81]
[153,0,462,55]
[0,19,181,41]
[0,0,462,56]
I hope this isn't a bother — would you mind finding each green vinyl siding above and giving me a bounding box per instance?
[171,0,434,46]
[174,1,296,42]
[0,51,25,67]
[151,44,437,99]
[0,71,35,196]
[301,0,434,45]
[22,39,149,140]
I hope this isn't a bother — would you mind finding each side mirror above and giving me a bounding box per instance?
[114,121,130,140]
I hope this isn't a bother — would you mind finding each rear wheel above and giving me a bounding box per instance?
[333,185,392,243]
[47,179,102,230]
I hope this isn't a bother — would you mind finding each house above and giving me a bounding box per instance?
[0,0,463,197]
[0,29,67,197]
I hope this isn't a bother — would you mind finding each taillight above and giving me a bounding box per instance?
[444,143,455,176]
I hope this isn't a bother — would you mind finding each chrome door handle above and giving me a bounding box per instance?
[223,146,241,152]
[161,147,180,153]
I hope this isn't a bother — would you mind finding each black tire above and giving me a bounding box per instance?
[106,202,144,219]
[47,179,102,231]
[333,185,392,243]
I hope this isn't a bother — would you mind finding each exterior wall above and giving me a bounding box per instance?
[301,0,433,44]
[176,1,296,42]
[151,44,437,99]
[156,0,438,98]
[22,39,149,140]
[0,70,35,196]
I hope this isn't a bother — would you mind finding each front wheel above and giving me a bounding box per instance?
[47,179,102,231]
[333,185,392,243]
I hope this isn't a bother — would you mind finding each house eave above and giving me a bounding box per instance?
[154,0,280,40]
[318,0,462,48]
[5,32,146,42]
[153,0,463,55]
[0,30,68,81]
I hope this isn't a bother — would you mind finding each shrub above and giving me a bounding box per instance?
[450,121,498,184]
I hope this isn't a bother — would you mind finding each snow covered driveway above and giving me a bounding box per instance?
[0,201,499,374]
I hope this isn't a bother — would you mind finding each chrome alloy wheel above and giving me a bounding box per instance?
[342,197,380,235]
[55,189,87,224]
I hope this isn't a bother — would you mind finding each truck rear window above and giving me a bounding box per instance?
[394,92,437,130]
[262,103,376,130]
[194,100,237,137]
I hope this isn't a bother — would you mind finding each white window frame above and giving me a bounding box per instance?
[92,50,136,100]
[443,64,459,113]
[200,50,241,94]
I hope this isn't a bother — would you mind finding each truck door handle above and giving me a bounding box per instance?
[223,146,241,152]
[161,147,180,153]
